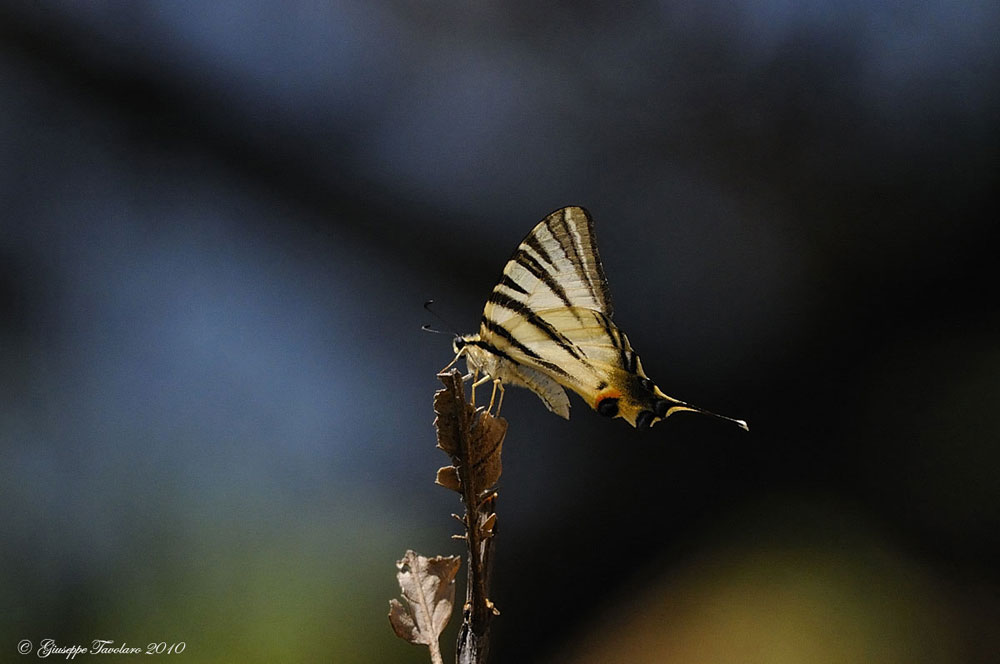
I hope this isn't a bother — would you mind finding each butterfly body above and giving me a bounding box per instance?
[452,206,747,431]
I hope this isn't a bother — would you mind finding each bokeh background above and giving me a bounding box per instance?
[2,2,998,663]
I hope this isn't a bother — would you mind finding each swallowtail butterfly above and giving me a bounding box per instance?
[451,206,747,431]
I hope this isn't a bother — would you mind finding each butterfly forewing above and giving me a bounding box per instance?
[483,207,612,334]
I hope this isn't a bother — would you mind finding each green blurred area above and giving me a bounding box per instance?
[564,498,981,664]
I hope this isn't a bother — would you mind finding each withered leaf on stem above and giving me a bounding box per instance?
[436,465,461,492]
[431,370,504,663]
[388,550,462,664]
[467,410,506,495]
[480,512,497,538]
[433,371,507,498]
[433,372,474,457]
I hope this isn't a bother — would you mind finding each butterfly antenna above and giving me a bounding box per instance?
[422,300,461,336]
[421,324,450,335]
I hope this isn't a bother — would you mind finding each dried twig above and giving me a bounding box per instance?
[389,369,506,664]
[434,370,505,663]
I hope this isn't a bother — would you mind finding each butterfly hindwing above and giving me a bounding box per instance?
[496,362,571,419]
[492,306,668,427]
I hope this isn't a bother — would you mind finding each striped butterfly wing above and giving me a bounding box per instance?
[479,207,611,383]
[478,207,667,426]
[495,305,677,428]
[470,206,748,430]
[483,206,612,326]
[501,305,749,430]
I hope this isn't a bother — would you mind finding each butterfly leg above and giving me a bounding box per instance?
[468,368,479,406]
[470,372,491,408]
[486,378,499,414]
[439,353,461,373]
[488,379,506,417]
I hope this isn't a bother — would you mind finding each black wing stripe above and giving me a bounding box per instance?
[597,311,630,370]
[560,208,613,316]
[468,338,568,379]
[467,339,515,364]
[482,316,569,378]
[513,249,576,312]
[547,212,590,296]
[524,232,557,270]
[562,208,596,297]
[486,291,583,361]
[541,214,589,298]
[620,329,638,373]
[481,316,541,358]
[497,274,529,296]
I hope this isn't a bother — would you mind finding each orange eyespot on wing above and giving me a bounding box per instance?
[594,388,622,418]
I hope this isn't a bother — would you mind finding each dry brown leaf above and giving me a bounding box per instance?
[434,372,473,456]
[434,371,507,499]
[467,411,506,495]
[388,550,461,664]
[436,465,461,492]
[480,513,497,538]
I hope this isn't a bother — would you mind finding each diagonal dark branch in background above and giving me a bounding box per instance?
[0,5,473,279]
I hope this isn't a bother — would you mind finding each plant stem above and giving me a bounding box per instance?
[439,370,497,664]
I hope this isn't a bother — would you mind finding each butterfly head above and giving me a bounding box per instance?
[452,334,491,373]
[452,335,472,356]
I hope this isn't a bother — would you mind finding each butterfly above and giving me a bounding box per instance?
[449,206,747,431]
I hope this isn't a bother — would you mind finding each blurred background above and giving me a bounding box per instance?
[1,2,998,662]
